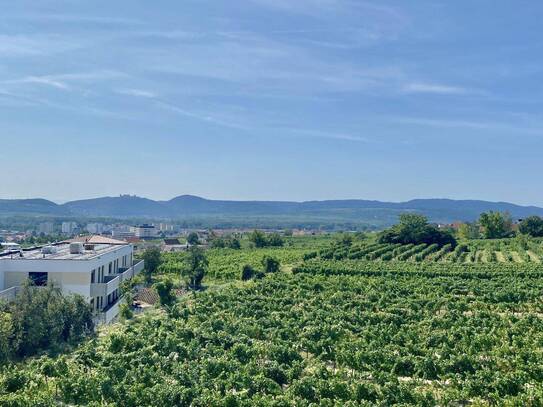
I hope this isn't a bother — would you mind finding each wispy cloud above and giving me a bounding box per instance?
[283,128,370,143]
[401,82,472,95]
[116,88,157,98]
[0,34,81,56]
[9,76,69,90]
[393,116,543,135]
[3,70,127,90]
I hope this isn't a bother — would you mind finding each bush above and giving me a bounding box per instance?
[241,265,255,281]
[262,256,280,273]
[0,282,93,362]
[154,279,176,306]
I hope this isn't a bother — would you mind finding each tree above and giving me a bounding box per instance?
[154,279,176,306]
[479,211,513,239]
[228,237,241,250]
[0,312,12,363]
[241,264,255,281]
[142,247,162,283]
[519,216,543,237]
[262,256,280,273]
[379,213,456,247]
[336,233,353,246]
[187,232,199,246]
[183,247,208,289]
[5,282,93,359]
[457,222,480,240]
[268,233,284,247]
[249,230,268,248]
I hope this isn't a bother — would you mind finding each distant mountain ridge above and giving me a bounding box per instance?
[1,195,543,225]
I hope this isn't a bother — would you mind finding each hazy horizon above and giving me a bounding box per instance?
[3,193,543,210]
[1,1,542,205]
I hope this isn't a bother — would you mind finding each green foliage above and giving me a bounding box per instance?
[153,279,176,306]
[479,211,514,239]
[241,264,255,281]
[379,213,457,247]
[457,222,481,240]
[5,270,543,405]
[249,229,268,248]
[182,247,208,289]
[141,246,162,283]
[210,235,241,249]
[267,233,284,247]
[519,216,543,237]
[262,255,280,273]
[119,303,133,320]
[187,232,199,245]
[249,230,284,248]
[0,283,93,363]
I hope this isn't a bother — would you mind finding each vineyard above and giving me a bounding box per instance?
[3,270,543,405]
[4,235,543,405]
[313,237,543,264]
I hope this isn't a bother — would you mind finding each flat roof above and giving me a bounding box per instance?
[1,242,129,261]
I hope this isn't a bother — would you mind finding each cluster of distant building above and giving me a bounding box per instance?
[32,222,177,238]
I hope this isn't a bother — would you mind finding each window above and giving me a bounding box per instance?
[29,272,48,286]
[91,269,96,283]
[109,262,112,274]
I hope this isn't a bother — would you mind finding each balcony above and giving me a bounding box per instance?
[90,260,144,298]
[0,286,20,302]
[94,296,123,324]
[90,275,120,297]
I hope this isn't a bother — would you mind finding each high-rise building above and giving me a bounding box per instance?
[38,222,55,235]
[86,223,104,234]
[62,222,78,235]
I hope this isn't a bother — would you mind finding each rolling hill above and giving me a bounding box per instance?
[1,195,543,227]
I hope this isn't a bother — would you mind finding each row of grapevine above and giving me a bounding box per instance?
[396,243,428,261]
[5,270,543,405]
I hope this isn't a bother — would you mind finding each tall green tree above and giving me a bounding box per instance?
[479,211,513,239]
[519,216,543,237]
[457,222,480,240]
[142,247,162,283]
[183,247,208,289]
[154,279,176,306]
[187,232,199,246]
[268,233,284,247]
[249,230,268,248]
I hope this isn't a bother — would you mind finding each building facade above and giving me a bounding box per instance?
[38,222,55,235]
[135,224,157,239]
[62,221,78,235]
[0,236,144,324]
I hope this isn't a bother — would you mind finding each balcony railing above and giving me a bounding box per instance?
[0,286,20,302]
[94,296,123,324]
[91,275,120,297]
[90,260,144,298]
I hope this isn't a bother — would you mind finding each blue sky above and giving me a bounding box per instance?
[1,1,542,205]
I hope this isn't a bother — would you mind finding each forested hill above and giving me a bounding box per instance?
[1,195,543,226]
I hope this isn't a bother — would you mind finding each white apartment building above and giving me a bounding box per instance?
[86,223,104,234]
[0,236,144,324]
[39,222,55,235]
[135,224,157,239]
[62,221,78,235]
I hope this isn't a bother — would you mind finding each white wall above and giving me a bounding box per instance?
[0,245,134,299]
